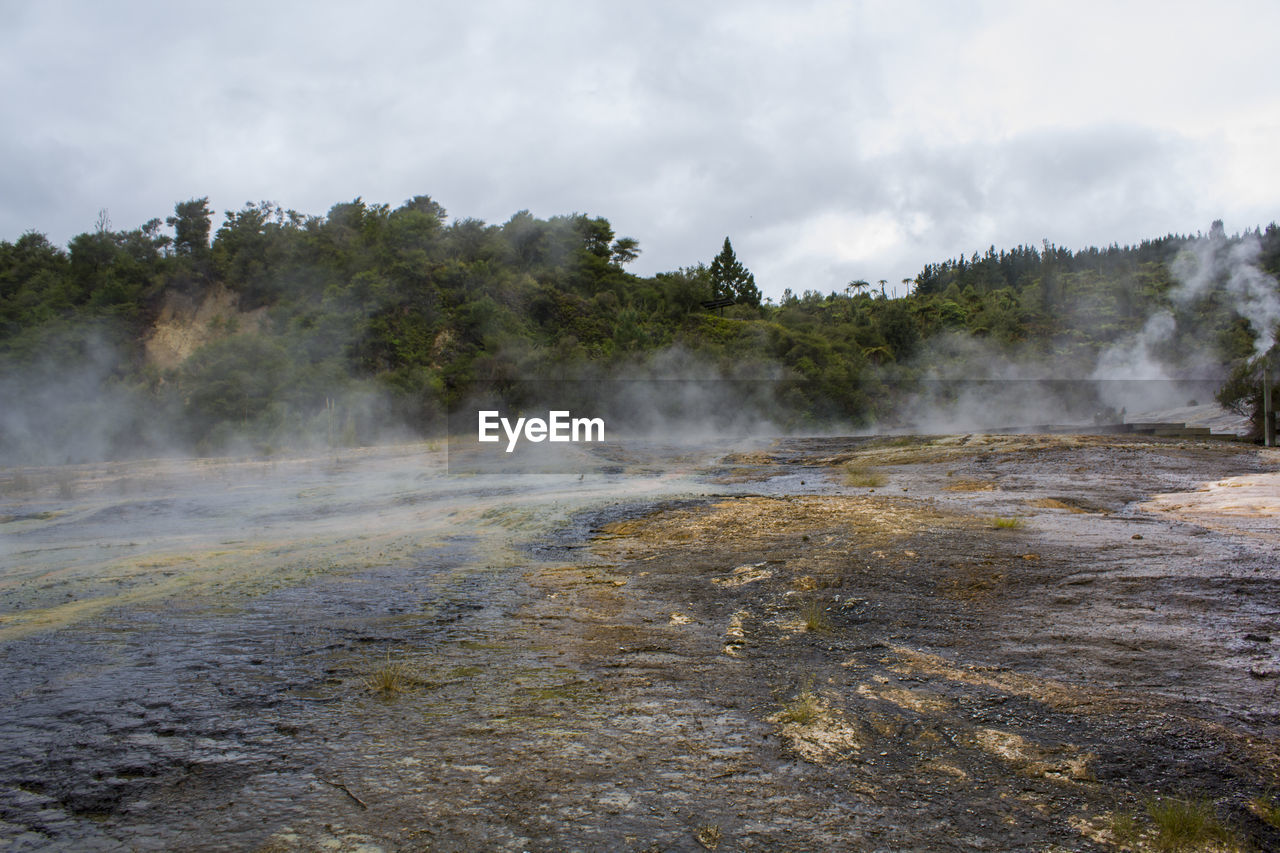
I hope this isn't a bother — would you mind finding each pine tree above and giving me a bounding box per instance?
[708,237,760,307]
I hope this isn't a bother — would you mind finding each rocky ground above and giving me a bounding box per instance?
[1,435,1279,851]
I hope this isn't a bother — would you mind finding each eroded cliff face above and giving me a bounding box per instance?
[144,283,268,370]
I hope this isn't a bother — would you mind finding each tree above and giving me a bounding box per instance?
[610,236,641,266]
[709,237,760,307]
[166,197,213,259]
[574,215,615,259]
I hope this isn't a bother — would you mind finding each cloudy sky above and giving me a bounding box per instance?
[3,0,1278,300]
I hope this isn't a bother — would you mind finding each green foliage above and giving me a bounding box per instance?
[1144,796,1237,851]
[180,334,291,427]
[610,236,641,265]
[1250,791,1280,828]
[709,237,761,307]
[166,197,213,263]
[2,194,1278,458]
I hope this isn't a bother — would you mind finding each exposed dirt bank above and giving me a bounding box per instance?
[1,435,1278,851]
[144,283,268,370]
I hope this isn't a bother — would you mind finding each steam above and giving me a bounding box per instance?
[0,325,173,466]
[447,346,796,473]
[1087,304,1233,418]
[0,320,418,467]
[885,333,1132,434]
[1091,226,1280,418]
[882,225,1278,435]
[4,221,1275,467]
[1171,228,1280,358]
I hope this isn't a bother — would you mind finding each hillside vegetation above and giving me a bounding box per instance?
[1,196,1277,460]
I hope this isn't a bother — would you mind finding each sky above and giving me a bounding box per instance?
[2,0,1278,301]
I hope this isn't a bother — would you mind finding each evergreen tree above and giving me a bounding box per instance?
[166,197,213,259]
[709,237,760,307]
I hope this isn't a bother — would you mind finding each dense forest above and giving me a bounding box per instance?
[1,195,1277,461]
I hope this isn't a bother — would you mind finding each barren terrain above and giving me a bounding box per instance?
[2,435,1279,851]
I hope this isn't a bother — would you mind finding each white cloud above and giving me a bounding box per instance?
[1,0,1278,301]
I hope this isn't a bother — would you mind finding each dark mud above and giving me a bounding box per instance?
[1,436,1278,851]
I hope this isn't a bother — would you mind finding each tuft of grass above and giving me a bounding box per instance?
[800,599,831,633]
[843,463,887,488]
[694,823,722,850]
[777,682,824,725]
[1146,796,1236,851]
[364,652,414,695]
[991,516,1024,529]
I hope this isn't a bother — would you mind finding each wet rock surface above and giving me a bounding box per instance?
[1,435,1279,851]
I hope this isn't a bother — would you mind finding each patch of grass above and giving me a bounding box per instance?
[1146,796,1236,851]
[777,682,824,725]
[800,599,831,633]
[1109,809,1144,848]
[1108,798,1242,852]
[1249,791,1280,827]
[990,516,1025,529]
[843,462,887,488]
[364,652,414,695]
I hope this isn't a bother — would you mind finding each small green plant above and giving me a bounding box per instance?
[800,598,831,633]
[991,516,1024,529]
[364,652,413,695]
[778,682,824,725]
[1146,796,1235,851]
[843,463,887,488]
